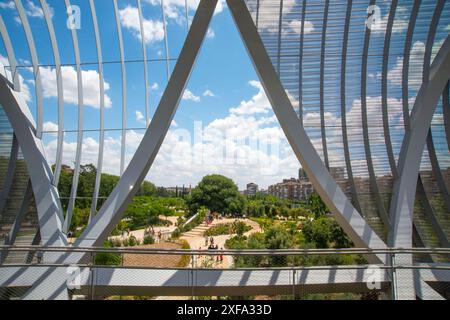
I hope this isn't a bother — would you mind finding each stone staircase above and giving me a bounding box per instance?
[0,159,38,264]
[181,223,210,238]
[0,160,30,235]
[2,232,36,264]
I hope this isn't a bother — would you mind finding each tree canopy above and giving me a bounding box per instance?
[186,174,245,215]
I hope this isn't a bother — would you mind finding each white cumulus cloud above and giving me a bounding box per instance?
[119,5,164,44]
[39,66,112,109]
[202,89,215,97]
[135,111,145,124]
[182,89,200,102]
[229,81,271,115]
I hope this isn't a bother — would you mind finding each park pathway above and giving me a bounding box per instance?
[180,218,261,269]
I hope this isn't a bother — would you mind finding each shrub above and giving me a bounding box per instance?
[171,228,181,239]
[94,241,122,266]
[204,221,251,237]
[143,235,155,245]
[176,240,191,267]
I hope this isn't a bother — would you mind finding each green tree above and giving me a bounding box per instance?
[76,164,96,209]
[302,217,332,248]
[186,175,246,215]
[330,220,353,248]
[136,181,157,197]
[57,168,73,210]
[69,207,90,233]
[308,192,330,218]
[264,225,293,266]
[288,207,310,220]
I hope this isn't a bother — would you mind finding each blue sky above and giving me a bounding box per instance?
[0,0,449,189]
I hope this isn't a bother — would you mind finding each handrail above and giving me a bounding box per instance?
[0,246,449,256]
[1,263,450,272]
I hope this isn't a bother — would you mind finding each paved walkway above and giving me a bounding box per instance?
[108,216,261,269]
[110,216,178,243]
[180,218,261,269]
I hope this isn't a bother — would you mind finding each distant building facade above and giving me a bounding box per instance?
[268,178,314,201]
[245,183,259,196]
[163,185,191,197]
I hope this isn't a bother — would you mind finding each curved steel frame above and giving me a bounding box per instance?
[340,0,362,214]
[444,82,450,151]
[229,0,386,264]
[63,0,85,234]
[381,0,398,178]
[13,0,44,138]
[361,0,390,231]
[88,0,106,221]
[390,35,450,253]
[0,77,66,250]
[319,0,330,170]
[0,15,19,91]
[19,0,218,299]
[113,0,127,176]
[40,0,64,186]
[297,0,306,123]
[0,0,448,300]
[137,0,150,127]
[161,0,171,80]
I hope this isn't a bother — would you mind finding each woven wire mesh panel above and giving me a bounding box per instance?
[243,0,450,248]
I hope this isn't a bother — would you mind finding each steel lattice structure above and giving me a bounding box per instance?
[0,0,449,300]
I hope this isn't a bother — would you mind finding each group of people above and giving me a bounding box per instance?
[144,228,163,243]
[204,213,214,226]
[203,236,224,262]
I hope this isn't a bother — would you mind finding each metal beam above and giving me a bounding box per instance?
[63,0,85,235]
[76,0,216,248]
[401,0,421,131]
[422,1,445,85]
[420,1,450,214]
[443,82,450,151]
[0,15,20,91]
[381,0,398,178]
[39,0,64,187]
[426,130,450,212]
[227,0,386,263]
[298,0,306,123]
[161,0,171,80]
[21,0,218,300]
[113,0,127,176]
[276,0,283,75]
[185,0,189,30]
[88,0,106,222]
[340,0,362,214]
[389,35,450,298]
[13,0,44,138]
[0,266,392,297]
[416,176,449,247]
[0,76,67,252]
[137,0,150,127]
[390,35,450,256]
[319,0,330,170]
[361,0,390,231]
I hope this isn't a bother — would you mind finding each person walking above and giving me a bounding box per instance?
[157,230,162,243]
